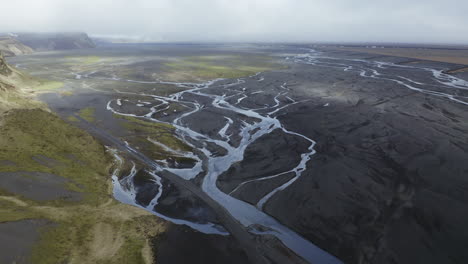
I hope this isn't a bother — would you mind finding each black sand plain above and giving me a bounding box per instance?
[5,44,468,264]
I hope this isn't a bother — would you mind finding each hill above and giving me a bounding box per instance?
[0,36,34,56]
[15,32,95,51]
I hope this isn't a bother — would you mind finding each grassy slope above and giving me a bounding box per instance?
[0,56,63,112]
[0,56,42,112]
[0,58,166,263]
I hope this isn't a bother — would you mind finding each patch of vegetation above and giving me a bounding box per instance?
[78,107,96,122]
[67,115,79,122]
[113,114,196,164]
[60,91,74,96]
[0,89,45,113]
[30,211,164,264]
[0,109,110,204]
[115,236,146,264]
[65,56,102,65]
[33,80,64,91]
[163,55,284,81]
[115,114,191,152]
[0,197,41,222]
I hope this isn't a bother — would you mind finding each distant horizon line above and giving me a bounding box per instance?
[1,31,467,47]
[94,40,468,48]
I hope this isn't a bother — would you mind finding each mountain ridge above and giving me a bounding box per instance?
[0,32,95,56]
[15,32,95,51]
[0,36,34,56]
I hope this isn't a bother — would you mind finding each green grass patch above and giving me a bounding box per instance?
[60,91,74,96]
[33,80,64,91]
[0,199,40,222]
[115,237,146,264]
[163,55,284,81]
[31,222,74,264]
[67,115,79,122]
[30,212,162,264]
[78,107,96,122]
[115,114,191,153]
[65,56,102,65]
[0,89,45,113]
[0,109,110,205]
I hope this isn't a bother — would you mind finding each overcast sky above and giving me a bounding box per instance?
[1,0,467,44]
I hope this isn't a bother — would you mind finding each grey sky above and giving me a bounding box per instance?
[2,0,468,43]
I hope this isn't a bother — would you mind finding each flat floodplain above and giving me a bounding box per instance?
[5,43,468,264]
[324,45,468,65]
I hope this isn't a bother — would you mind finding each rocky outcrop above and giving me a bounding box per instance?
[0,37,34,57]
[0,52,12,76]
[0,52,17,94]
[15,32,95,51]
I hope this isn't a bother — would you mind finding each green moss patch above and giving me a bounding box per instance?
[0,109,110,204]
[33,80,64,91]
[67,115,80,122]
[116,115,191,151]
[65,56,102,65]
[78,107,96,122]
[163,55,284,81]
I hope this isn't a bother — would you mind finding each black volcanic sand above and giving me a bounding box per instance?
[132,169,221,225]
[0,171,82,201]
[259,54,468,263]
[217,128,308,201]
[153,224,249,264]
[0,219,52,264]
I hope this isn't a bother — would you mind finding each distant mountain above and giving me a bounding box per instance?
[14,32,95,51]
[0,36,34,56]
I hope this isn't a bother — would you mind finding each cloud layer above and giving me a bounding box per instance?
[2,0,467,43]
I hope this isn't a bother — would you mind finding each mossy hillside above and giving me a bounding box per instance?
[0,53,12,75]
[30,208,165,264]
[0,56,167,262]
[1,59,64,96]
[0,193,165,264]
[0,109,111,205]
[0,89,45,113]
[0,54,43,111]
[0,109,166,263]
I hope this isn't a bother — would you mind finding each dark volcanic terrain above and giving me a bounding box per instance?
[6,44,468,264]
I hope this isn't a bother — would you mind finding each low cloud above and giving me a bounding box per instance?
[1,0,467,44]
